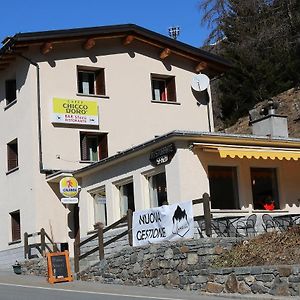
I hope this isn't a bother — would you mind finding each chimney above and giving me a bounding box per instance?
[249,99,288,138]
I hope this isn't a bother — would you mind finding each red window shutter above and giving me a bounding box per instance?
[167,77,176,102]
[80,134,88,160]
[7,140,18,171]
[96,69,106,95]
[99,134,108,160]
[11,211,21,241]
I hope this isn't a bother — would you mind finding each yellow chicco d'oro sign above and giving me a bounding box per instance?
[59,177,79,198]
[52,98,98,126]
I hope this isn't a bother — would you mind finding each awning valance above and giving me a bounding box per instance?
[219,148,300,160]
[201,146,300,161]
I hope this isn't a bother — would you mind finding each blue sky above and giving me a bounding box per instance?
[0,0,210,48]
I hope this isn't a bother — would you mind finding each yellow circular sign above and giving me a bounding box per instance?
[59,177,79,198]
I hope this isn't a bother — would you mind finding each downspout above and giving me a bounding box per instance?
[17,53,46,173]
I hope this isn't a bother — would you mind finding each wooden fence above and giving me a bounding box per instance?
[24,228,58,259]
[74,210,133,273]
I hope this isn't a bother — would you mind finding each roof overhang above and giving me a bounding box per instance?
[74,130,300,178]
[0,24,231,73]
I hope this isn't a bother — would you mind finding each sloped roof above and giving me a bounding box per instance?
[0,24,231,73]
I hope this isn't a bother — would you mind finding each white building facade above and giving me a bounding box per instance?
[0,24,229,266]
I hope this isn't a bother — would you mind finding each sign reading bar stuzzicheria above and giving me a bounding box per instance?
[149,143,176,166]
[52,98,98,126]
[132,201,194,247]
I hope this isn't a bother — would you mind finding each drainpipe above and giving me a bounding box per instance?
[16,53,46,173]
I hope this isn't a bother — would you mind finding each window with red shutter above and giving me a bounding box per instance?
[7,139,18,171]
[10,210,21,241]
[77,67,106,96]
[151,75,176,102]
[80,132,108,162]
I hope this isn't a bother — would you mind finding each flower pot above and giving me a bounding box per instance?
[12,264,22,275]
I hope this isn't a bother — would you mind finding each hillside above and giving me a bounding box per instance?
[216,87,300,138]
[213,226,300,268]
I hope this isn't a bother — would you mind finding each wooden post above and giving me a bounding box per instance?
[127,209,133,246]
[73,204,81,273]
[98,226,104,260]
[24,232,29,259]
[40,228,46,256]
[203,193,212,237]
[74,240,80,274]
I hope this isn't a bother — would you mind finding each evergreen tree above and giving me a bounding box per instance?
[199,0,300,126]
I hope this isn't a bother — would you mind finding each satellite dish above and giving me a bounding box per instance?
[191,74,210,92]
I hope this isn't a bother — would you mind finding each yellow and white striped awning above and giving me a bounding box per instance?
[200,146,300,160]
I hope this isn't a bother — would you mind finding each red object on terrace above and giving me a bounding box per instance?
[264,202,275,211]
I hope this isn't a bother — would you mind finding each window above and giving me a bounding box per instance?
[10,210,21,241]
[119,182,135,217]
[151,75,176,102]
[5,79,17,106]
[149,172,168,207]
[77,68,105,96]
[208,166,240,209]
[251,168,279,210]
[94,188,107,226]
[80,133,108,162]
[7,139,18,171]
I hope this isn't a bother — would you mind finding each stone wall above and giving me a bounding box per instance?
[19,237,300,297]
[0,245,24,270]
[20,258,47,277]
[78,238,300,297]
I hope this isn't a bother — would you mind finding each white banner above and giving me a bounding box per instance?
[132,201,194,247]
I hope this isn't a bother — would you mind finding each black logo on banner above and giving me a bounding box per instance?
[172,206,190,237]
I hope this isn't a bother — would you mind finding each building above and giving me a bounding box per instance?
[75,128,300,237]
[0,24,230,267]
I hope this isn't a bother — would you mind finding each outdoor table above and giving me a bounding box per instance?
[211,215,246,237]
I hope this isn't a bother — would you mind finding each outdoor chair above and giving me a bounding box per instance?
[197,220,206,238]
[262,214,276,232]
[211,219,228,237]
[236,214,257,237]
[273,216,293,232]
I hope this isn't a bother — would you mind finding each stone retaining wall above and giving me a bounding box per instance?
[78,238,300,297]
[19,237,300,297]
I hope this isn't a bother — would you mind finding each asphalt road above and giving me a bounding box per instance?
[0,271,229,300]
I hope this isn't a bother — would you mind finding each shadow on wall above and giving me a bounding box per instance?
[192,88,209,106]
[0,58,30,104]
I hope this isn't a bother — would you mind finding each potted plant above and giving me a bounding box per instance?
[12,261,22,275]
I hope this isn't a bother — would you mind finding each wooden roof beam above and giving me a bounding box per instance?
[123,35,134,46]
[40,42,53,55]
[160,48,171,60]
[195,61,208,72]
[83,38,96,50]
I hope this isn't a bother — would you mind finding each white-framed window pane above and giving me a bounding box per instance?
[94,190,107,226]
[119,182,135,217]
[78,71,95,94]
[148,172,167,207]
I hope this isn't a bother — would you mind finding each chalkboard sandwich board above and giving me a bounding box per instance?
[47,251,73,284]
